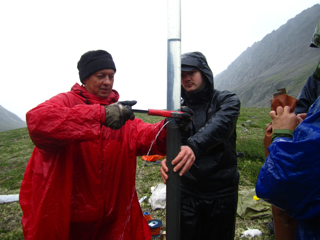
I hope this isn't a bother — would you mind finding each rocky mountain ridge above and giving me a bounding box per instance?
[215,4,320,107]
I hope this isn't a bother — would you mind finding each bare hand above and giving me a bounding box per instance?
[297,113,307,125]
[160,159,169,184]
[159,146,195,184]
[270,106,298,132]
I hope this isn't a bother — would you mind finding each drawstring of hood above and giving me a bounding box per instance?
[80,90,90,104]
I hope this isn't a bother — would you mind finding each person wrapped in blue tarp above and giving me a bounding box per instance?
[256,95,320,239]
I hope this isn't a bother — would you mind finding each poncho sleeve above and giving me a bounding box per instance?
[27,93,102,150]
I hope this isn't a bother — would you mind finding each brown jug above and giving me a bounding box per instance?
[263,88,298,240]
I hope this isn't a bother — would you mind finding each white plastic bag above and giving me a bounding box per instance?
[148,183,166,210]
[0,194,19,204]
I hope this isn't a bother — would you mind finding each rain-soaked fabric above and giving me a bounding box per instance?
[179,52,240,238]
[295,70,320,115]
[180,192,237,240]
[20,83,167,240]
[180,52,240,200]
[256,96,320,239]
[237,188,272,219]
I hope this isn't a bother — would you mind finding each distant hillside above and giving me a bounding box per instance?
[215,4,320,107]
[0,105,26,132]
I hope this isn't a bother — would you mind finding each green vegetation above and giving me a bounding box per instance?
[0,107,275,239]
[0,128,31,239]
[236,107,270,186]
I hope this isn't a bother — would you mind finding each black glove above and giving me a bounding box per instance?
[104,100,137,129]
[175,106,194,132]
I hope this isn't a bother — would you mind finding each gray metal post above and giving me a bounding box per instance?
[166,0,181,239]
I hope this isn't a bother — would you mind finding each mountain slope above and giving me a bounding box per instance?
[0,105,26,132]
[215,4,320,107]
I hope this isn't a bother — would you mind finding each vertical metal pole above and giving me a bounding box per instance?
[166,0,181,239]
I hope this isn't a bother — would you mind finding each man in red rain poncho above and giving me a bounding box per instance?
[19,50,193,240]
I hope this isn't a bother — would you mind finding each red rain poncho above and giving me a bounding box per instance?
[20,83,167,240]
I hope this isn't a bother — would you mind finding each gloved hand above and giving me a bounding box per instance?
[105,100,137,129]
[175,106,194,132]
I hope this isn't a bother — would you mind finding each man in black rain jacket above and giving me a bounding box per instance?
[160,51,240,240]
[294,20,320,115]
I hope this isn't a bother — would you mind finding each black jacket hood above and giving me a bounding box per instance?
[181,52,214,103]
[181,52,214,88]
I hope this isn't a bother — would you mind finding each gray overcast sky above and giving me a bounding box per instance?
[1,0,319,121]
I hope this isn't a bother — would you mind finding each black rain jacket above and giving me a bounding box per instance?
[295,60,320,114]
[180,52,241,199]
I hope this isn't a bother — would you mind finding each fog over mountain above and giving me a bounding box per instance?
[215,4,320,107]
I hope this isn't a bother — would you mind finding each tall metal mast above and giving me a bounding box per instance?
[166,0,181,239]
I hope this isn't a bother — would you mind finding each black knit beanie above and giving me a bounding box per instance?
[77,50,116,83]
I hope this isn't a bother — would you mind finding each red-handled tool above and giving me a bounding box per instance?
[132,109,185,118]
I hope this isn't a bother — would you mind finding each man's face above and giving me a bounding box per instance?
[83,69,115,99]
[181,69,205,92]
